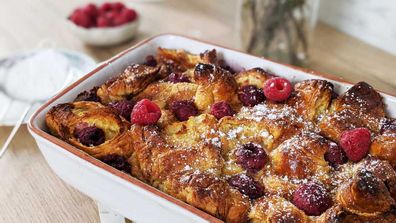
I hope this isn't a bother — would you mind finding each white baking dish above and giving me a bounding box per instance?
[28,34,396,223]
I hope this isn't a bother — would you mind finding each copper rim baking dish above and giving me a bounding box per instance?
[28,34,396,223]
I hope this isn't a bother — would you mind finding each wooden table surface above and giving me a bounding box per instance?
[0,1,395,223]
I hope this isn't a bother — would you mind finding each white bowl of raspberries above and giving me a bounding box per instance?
[68,2,139,46]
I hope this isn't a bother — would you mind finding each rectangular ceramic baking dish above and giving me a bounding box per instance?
[28,34,396,223]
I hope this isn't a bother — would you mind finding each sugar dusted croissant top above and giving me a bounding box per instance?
[46,48,396,223]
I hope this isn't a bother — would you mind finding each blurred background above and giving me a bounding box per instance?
[0,0,395,222]
[0,0,394,89]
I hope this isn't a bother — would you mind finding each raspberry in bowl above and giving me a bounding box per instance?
[67,2,139,46]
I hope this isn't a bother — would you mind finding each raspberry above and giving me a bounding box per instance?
[70,9,94,28]
[340,128,371,162]
[96,16,111,27]
[100,154,131,173]
[263,77,293,102]
[99,2,113,14]
[131,99,161,125]
[210,101,235,119]
[324,142,348,166]
[109,100,134,120]
[235,143,267,172]
[292,182,332,216]
[120,8,137,22]
[238,85,265,107]
[82,3,98,18]
[112,2,125,11]
[229,174,264,199]
[74,123,106,146]
[113,14,128,26]
[104,11,118,26]
[167,73,190,83]
[171,100,198,121]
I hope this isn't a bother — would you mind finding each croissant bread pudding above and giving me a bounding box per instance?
[46,48,396,223]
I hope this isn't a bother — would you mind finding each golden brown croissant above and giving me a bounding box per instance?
[370,119,396,166]
[269,132,331,181]
[288,79,334,122]
[234,68,272,88]
[45,101,133,159]
[193,63,238,112]
[127,124,249,222]
[317,205,396,223]
[97,64,161,104]
[319,82,385,142]
[249,196,309,223]
[161,171,250,223]
[157,48,217,73]
[336,166,395,216]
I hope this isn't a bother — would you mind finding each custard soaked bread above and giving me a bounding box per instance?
[46,48,396,222]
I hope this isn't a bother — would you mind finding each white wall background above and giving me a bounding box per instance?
[319,0,396,55]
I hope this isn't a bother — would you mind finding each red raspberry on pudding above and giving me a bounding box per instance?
[263,77,292,102]
[340,127,371,162]
[235,143,267,172]
[324,142,348,166]
[229,174,264,199]
[74,123,106,146]
[131,99,161,125]
[292,182,332,216]
[238,85,265,107]
[109,100,135,120]
[210,101,235,119]
[171,100,198,121]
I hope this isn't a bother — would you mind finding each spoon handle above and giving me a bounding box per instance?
[0,104,31,158]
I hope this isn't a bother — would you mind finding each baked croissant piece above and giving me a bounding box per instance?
[319,81,386,142]
[249,196,309,223]
[128,124,250,223]
[336,169,395,216]
[370,119,396,166]
[269,132,332,181]
[46,47,396,223]
[288,79,334,122]
[45,101,133,172]
[97,64,161,104]
[46,101,133,158]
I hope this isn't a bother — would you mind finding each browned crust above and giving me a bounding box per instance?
[97,64,161,104]
[319,81,386,142]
